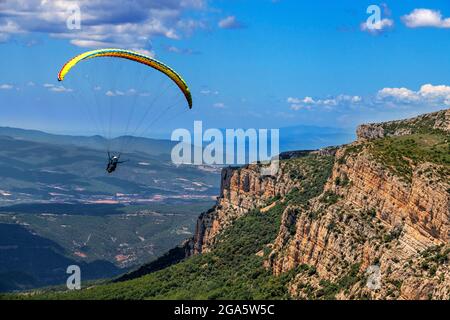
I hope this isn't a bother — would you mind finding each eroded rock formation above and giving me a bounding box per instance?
[187,109,450,299]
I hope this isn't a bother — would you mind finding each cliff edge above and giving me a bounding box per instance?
[188,108,449,299]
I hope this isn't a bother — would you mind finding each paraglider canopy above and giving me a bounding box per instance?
[58,48,192,109]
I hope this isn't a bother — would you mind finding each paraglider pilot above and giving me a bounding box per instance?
[106,152,127,173]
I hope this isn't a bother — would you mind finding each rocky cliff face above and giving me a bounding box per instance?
[187,148,338,255]
[357,108,450,141]
[187,162,303,255]
[187,109,449,300]
[268,145,449,299]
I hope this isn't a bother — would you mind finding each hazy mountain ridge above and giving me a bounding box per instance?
[0,134,219,205]
[0,127,176,156]
[0,130,219,292]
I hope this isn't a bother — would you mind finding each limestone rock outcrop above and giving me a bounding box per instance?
[186,108,450,299]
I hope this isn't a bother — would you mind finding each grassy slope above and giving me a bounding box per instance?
[6,154,334,300]
[370,132,449,182]
[368,110,449,182]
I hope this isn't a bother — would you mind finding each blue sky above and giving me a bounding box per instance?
[0,0,449,139]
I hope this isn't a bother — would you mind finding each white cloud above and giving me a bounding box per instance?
[134,48,155,57]
[360,18,394,34]
[167,45,182,53]
[105,89,139,97]
[402,9,450,28]
[290,104,311,111]
[287,97,301,104]
[176,19,207,36]
[286,84,450,121]
[200,89,219,95]
[0,84,14,90]
[287,96,316,104]
[302,96,315,104]
[218,16,245,29]
[0,0,207,50]
[50,86,73,93]
[287,94,362,111]
[43,83,73,93]
[44,84,73,93]
[378,87,419,102]
[213,102,226,108]
[337,95,361,104]
[322,99,338,106]
[0,20,23,42]
[419,84,450,98]
[378,84,450,106]
[105,90,125,97]
[166,45,198,55]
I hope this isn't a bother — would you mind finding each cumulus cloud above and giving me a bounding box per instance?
[288,84,450,114]
[286,97,301,104]
[378,84,450,106]
[0,84,14,90]
[46,84,73,93]
[419,84,450,98]
[287,94,362,110]
[287,96,319,105]
[43,83,73,93]
[218,16,245,29]
[377,87,419,102]
[0,0,207,50]
[302,96,316,104]
[106,90,120,97]
[402,9,450,28]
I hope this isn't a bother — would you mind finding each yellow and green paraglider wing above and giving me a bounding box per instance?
[58,48,192,108]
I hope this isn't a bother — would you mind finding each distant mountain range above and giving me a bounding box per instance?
[0,123,355,156]
[0,127,220,206]
[0,126,177,156]
[0,127,220,291]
